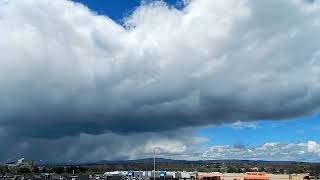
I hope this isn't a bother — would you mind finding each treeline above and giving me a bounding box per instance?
[0,165,87,175]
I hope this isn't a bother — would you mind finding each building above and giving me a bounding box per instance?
[221,173,244,180]
[101,171,293,180]
[197,172,222,180]
[244,172,269,180]
[290,174,311,180]
[4,158,33,171]
[268,174,289,180]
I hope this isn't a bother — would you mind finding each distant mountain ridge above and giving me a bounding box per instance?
[39,158,320,166]
[84,158,314,166]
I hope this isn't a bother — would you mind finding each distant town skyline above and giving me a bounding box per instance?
[0,0,320,163]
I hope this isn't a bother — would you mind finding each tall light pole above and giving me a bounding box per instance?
[153,148,156,180]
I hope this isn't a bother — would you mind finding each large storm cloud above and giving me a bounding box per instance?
[0,0,320,161]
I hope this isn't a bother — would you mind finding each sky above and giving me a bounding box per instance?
[0,0,320,163]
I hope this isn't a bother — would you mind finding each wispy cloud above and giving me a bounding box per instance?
[228,121,259,130]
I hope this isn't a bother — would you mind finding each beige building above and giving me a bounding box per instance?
[221,173,243,180]
[268,174,290,180]
[290,174,312,180]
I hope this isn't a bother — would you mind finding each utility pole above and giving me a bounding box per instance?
[153,148,156,180]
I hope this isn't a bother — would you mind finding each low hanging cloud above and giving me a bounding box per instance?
[3,131,320,162]
[0,0,320,161]
[0,129,206,163]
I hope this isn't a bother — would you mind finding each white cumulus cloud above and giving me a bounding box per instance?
[203,141,320,162]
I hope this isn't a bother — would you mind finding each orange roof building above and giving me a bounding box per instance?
[244,172,269,180]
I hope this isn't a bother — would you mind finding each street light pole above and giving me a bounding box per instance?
[153,148,156,180]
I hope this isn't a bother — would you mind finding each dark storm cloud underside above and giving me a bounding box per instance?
[3,92,320,139]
